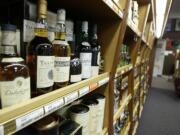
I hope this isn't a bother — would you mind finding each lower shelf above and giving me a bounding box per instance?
[132,121,139,135]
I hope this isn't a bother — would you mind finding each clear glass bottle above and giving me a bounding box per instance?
[0,24,30,108]
[80,21,92,79]
[90,24,100,76]
[26,0,54,97]
[53,9,71,89]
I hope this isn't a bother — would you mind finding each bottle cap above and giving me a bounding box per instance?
[57,9,66,24]
[82,21,88,32]
[38,0,47,18]
[1,24,16,31]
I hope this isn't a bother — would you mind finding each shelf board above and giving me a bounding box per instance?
[127,19,142,37]
[0,72,109,134]
[100,127,108,135]
[134,81,140,94]
[113,94,132,124]
[139,105,144,118]
[115,64,133,78]
[133,101,140,117]
[102,0,124,19]
[132,121,139,135]
[123,122,131,135]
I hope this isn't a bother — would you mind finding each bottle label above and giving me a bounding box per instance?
[80,53,92,79]
[1,46,15,55]
[23,19,36,42]
[91,66,99,77]
[52,40,68,46]
[37,56,54,88]
[0,77,30,108]
[54,57,70,82]
[70,74,82,83]
[2,31,16,45]
[1,57,24,63]
[82,41,90,46]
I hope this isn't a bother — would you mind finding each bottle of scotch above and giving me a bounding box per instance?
[80,21,92,79]
[53,9,71,88]
[89,24,100,76]
[0,24,30,108]
[26,0,54,97]
[66,20,82,84]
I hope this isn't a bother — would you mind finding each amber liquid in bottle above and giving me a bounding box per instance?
[0,24,30,108]
[53,9,71,89]
[26,0,54,97]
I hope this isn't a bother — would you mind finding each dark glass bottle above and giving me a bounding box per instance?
[26,0,54,97]
[53,9,71,89]
[79,21,92,79]
[0,24,30,108]
[89,24,100,76]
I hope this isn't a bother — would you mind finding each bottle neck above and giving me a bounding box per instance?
[35,17,48,37]
[55,23,66,40]
[81,31,89,42]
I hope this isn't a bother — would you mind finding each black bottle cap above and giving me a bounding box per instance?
[1,24,16,31]
[69,104,89,114]
[81,98,99,106]
[92,93,105,99]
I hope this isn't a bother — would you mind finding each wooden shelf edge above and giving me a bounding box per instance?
[133,101,139,116]
[102,0,124,19]
[127,19,142,37]
[132,121,139,135]
[0,72,110,134]
[115,64,133,78]
[100,127,108,135]
[123,122,131,135]
[113,94,132,123]
[139,106,143,118]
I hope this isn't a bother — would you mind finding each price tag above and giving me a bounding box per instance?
[64,92,78,104]
[16,108,44,130]
[176,60,179,69]
[99,77,109,87]
[44,98,64,114]
[79,86,90,97]
[0,125,4,135]
[89,83,98,91]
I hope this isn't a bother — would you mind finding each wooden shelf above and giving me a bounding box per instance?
[115,64,133,78]
[133,102,139,117]
[127,19,142,37]
[134,81,140,94]
[0,73,109,134]
[139,105,143,118]
[123,122,131,135]
[102,0,124,19]
[132,121,139,135]
[113,94,132,124]
[100,127,108,135]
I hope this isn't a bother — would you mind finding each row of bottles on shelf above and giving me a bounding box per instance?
[118,45,131,67]
[114,108,129,135]
[0,0,104,109]
[15,93,106,135]
[114,76,129,114]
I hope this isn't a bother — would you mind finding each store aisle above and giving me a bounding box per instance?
[137,87,180,135]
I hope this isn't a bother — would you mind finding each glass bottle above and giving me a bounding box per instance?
[80,21,92,79]
[66,20,82,84]
[53,9,71,89]
[26,0,54,97]
[0,24,30,108]
[90,24,100,76]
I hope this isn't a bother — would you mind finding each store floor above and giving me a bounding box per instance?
[136,87,180,135]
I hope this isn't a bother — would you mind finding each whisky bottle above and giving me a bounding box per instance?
[26,0,54,97]
[66,20,82,84]
[0,24,30,108]
[89,24,100,76]
[53,9,71,88]
[80,21,92,79]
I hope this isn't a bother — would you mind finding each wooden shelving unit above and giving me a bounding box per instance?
[0,0,172,135]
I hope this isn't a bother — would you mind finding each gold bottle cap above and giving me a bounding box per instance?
[38,0,47,18]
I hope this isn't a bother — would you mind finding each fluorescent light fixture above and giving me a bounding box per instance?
[155,0,168,38]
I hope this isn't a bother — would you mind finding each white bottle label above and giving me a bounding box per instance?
[23,19,36,42]
[70,74,82,83]
[37,56,54,88]
[0,77,30,108]
[54,57,70,82]
[80,53,92,79]
[0,125,4,135]
[91,66,99,77]
[2,31,16,45]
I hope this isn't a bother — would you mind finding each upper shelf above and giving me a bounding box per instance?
[127,19,142,37]
[0,73,109,134]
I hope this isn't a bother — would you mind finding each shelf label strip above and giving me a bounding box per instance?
[79,86,90,97]
[64,91,78,104]
[98,77,109,86]
[89,83,98,91]
[16,107,44,130]
[44,98,64,114]
[0,125,4,135]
